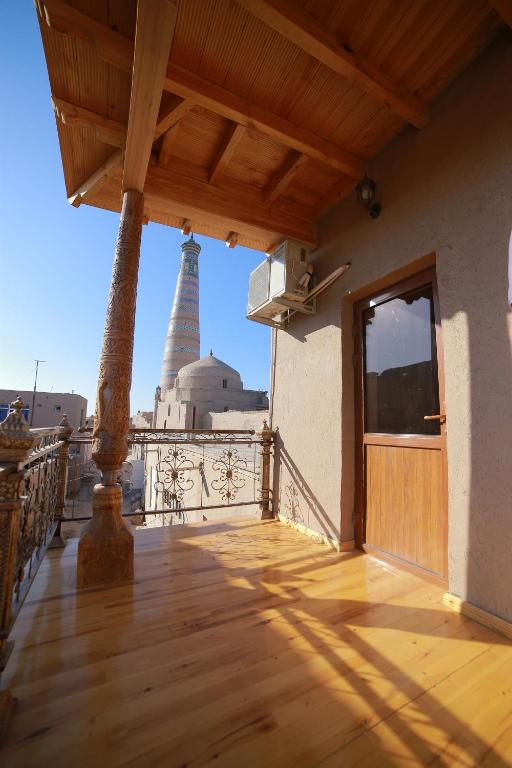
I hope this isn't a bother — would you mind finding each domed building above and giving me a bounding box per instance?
[155,350,268,430]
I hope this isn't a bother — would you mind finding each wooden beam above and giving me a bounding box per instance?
[158,123,181,166]
[69,150,125,207]
[165,65,364,178]
[487,0,512,27]
[181,218,192,235]
[66,93,190,205]
[37,0,133,73]
[38,1,364,178]
[52,97,127,147]
[143,162,316,244]
[154,93,192,140]
[123,0,177,193]
[235,0,428,129]
[264,151,308,202]
[209,124,246,185]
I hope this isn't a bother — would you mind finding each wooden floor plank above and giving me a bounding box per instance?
[2,518,511,767]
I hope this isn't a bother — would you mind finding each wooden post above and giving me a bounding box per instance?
[259,420,274,520]
[0,398,35,740]
[77,189,144,589]
[49,414,74,549]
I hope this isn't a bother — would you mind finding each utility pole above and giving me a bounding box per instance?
[30,359,46,426]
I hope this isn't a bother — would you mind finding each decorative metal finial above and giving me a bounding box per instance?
[209,349,213,356]
[0,396,35,462]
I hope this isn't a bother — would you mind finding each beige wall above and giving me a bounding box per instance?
[272,34,512,621]
[205,410,269,432]
[0,389,87,432]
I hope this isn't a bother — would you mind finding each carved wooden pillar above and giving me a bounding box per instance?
[259,420,274,520]
[77,190,144,589]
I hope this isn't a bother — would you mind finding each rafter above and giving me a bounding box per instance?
[487,0,512,26]
[209,123,245,185]
[38,0,365,179]
[52,97,127,147]
[264,151,308,202]
[37,0,133,72]
[165,65,364,177]
[225,232,239,248]
[142,163,316,245]
[235,0,428,129]
[66,75,188,205]
[123,0,178,193]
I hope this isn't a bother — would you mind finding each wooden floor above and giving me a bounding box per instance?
[2,519,512,767]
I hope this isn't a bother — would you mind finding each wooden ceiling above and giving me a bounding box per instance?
[37,0,507,252]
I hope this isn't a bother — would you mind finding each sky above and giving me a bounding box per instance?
[0,2,270,415]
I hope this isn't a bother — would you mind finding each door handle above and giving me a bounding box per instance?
[424,414,446,424]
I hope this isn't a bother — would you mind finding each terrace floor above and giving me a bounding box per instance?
[2,518,512,767]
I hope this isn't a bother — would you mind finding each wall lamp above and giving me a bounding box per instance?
[356,177,381,219]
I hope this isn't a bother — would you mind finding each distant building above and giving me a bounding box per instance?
[155,350,268,430]
[0,389,87,432]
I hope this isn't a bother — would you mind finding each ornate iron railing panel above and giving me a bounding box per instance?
[67,424,274,524]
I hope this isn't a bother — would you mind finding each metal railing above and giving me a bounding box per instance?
[66,424,274,525]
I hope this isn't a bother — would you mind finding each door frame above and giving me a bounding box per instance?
[353,266,448,582]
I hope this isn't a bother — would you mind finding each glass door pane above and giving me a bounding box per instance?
[363,284,440,435]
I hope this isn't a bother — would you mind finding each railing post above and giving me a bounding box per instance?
[0,398,35,740]
[49,414,74,549]
[77,189,143,589]
[258,420,274,520]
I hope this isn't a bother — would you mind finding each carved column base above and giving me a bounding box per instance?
[48,521,66,549]
[0,689,16,744]
[77,484,133,589]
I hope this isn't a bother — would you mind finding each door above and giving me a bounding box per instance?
[354,268,447,581]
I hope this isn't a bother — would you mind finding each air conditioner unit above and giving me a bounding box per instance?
[247,240,313,327]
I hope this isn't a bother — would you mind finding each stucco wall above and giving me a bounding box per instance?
[0,389,87,432]
[205,409,269,432]
[272,34,512,621]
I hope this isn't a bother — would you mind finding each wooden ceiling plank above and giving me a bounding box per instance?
[487,0,512,27]
[165,64,365,178]
[52,96,127,147]
[123,0,178,193]
[209,123,246,185]
[264,150,308,202]
[235,0,428,128]
[37,1,364,179]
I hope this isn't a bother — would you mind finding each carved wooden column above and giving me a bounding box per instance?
[259,420,274,520]
[77,190,144,589]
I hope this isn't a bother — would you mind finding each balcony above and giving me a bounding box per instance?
[2,516,512,766]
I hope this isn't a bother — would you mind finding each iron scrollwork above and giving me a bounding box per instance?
[154,445,194,507]
[211,448,247,503]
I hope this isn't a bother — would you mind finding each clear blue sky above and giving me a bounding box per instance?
[0,2,270,415]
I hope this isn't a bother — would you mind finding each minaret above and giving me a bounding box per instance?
[159,235,201,393]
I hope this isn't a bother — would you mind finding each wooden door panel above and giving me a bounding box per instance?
[365,444,445,576]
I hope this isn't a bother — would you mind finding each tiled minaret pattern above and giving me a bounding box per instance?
[160,235,201,393]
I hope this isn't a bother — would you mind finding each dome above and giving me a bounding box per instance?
[176,351,242,390]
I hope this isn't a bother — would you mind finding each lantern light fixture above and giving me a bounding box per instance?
[356,177,381,219]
